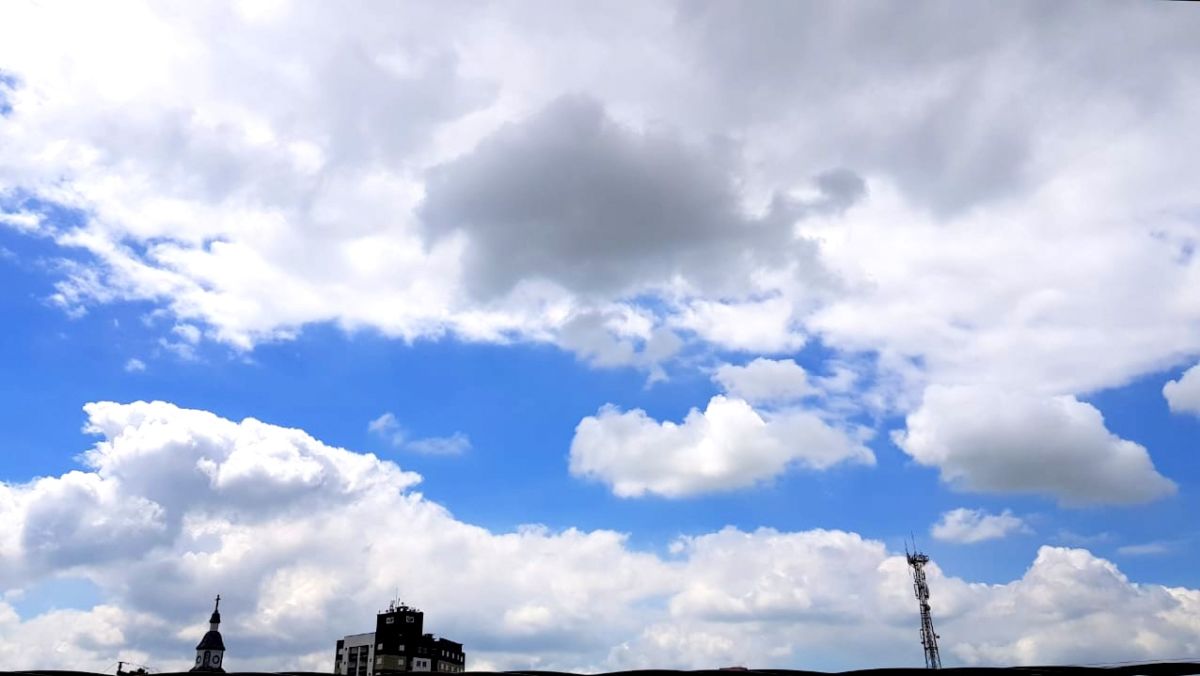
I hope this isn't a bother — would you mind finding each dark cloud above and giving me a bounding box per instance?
[812,168,867,213]
[674,0,1200,215]
[421,96,859,299]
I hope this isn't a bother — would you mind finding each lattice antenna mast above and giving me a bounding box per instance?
[906,541,943,669]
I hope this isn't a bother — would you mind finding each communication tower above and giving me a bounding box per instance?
[906,545,942,669]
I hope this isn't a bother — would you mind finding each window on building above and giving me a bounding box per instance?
[406,616,415,623]
[377,643,383,650]
[386,617,395,624]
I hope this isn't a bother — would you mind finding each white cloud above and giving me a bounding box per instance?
[1116,542,1175,557]
[123,358,146,373]
[894,385,1176,506]
[712,358,814,405]
[368,412,471,455]
[172,324,201,344]
[569,357,880,499]
[931,508,1028,544]
[611,532,1200,670]
[673,297,808,355]
[1163,362,1200,416]
[0,3,1190,401]
[945,546,1200,666]
[0,210,40,233]
[557,307,682,374]
[0,1,1198,515]
[2,402,1200,670]
[0,1,1198,423]
[405,433,471,456]
[158,325,202,361]
[367,412,399,434]
[569,395,873,498]
[16,470,169,570]
[1,401,668,670]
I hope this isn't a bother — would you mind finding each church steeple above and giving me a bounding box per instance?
[190,595,226,673]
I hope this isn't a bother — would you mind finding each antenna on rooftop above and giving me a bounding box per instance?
[906,537,942,669]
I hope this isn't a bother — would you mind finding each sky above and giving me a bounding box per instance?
[1,0,1200,672]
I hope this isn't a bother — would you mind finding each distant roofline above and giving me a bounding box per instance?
[10,665,1200,676]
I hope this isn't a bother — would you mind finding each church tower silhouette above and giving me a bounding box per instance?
[190,595,226,673]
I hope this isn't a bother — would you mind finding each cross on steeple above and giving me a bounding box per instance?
[208,594,223,629]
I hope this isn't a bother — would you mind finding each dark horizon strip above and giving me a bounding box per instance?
[6,665,1200,676]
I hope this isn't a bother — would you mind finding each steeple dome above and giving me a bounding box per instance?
[190,595,226,673]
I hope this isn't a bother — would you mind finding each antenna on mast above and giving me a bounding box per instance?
[906,540,943,669]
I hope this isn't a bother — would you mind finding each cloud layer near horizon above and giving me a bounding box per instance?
[2,402,1200,671]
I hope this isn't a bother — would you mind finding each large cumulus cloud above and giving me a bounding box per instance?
[570,396,873,498]
[569,359,874,498]
[0,401,673,671]
[894,385,1176,506]
[3,402,1200,671]
[3,402,1200,672]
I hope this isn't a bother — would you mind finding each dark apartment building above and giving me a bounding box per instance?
[334,601,465,675]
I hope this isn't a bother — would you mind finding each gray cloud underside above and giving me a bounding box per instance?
[421,95,855,300]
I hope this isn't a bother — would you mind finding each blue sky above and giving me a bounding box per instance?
[2,1,1200,672]
[3,249,1196,578]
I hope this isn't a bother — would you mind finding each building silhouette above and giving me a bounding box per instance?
[191,595,227,673]
[334,601,464,675]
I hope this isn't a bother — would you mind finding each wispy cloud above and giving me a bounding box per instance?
[368,412,471,455]
[405,432,472,456]
[931,508,1030,544]
[123,358,147,373]
[367,412,401,437]
[1117,541,1176,557]
[1052,530,1114,547]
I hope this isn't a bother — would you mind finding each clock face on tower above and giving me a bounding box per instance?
[196,656,203,666]
[212,654,222,666]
